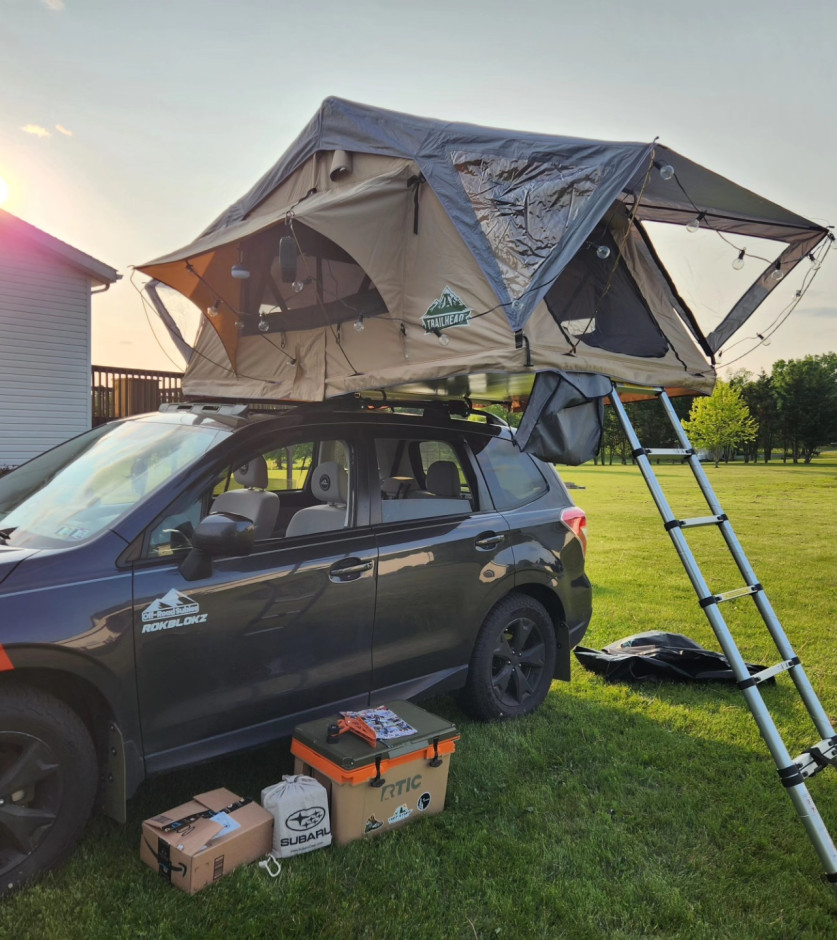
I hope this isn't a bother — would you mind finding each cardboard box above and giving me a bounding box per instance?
[291,702,459,845]
[140,787,273,894]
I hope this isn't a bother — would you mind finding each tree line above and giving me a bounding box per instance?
[597,353,837,466]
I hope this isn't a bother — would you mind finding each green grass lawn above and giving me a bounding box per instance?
[2,456,836,938]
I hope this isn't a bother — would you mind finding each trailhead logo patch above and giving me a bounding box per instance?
[422,287,472,333]
[141,589,206,634]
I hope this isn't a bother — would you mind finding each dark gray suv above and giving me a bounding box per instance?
[0,398,591,891]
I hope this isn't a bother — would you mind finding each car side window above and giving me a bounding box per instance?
[477,437,548,510]
[145,472,226,559]
[376,436,473,523]
[142,437,355,558]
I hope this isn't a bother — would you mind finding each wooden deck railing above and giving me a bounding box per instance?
[92,365,183,425]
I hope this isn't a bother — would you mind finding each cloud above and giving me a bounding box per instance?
[21,124,51,138]
[55,124,73,136]
[42,0,66,10]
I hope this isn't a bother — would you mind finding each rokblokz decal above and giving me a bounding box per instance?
[387,804,413,825]
[141,589,207,634]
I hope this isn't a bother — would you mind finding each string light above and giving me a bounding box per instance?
[434,328,450,347]
[292,279,306,293]
[206,300,221,318]
[596,245,611,260]
[231,264,250,279]
[653,160,675,181]
[258,316,270,333]
[686,212,706,234]
[732,249,746,270]
[353,315,365,333]
[770,260,784,281]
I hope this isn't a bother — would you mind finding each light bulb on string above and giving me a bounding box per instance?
[757,333,771,347]
[596,245,611,260]
[206,300,221,318]
[231,265,250,279]
[732,249,746,271]
[292,280,306,293]
[770,262,784,281]
[435,329,450,347]
[686,212,705,234]
[258,316,270,333]
[659,164,675,181]
[353,315,365,333]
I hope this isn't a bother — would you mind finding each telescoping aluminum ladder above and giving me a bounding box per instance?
[610,384,837,892]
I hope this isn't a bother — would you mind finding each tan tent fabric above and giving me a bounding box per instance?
[138,99,829,403]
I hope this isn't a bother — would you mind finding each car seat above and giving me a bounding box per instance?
[285,461,349,537]
[212,456,280,540]
[419,460,461,498]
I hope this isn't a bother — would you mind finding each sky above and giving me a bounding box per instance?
[1,0,835,379]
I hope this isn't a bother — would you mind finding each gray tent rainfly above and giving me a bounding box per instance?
[138,97,831,404]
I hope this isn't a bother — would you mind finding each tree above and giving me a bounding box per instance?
[740,371,778,463]
[771,354,837,464]
[681,380,758,467]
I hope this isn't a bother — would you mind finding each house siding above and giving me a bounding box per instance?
[0,238,92,467]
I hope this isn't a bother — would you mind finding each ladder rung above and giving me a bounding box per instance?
[791,737,837,782]
[702,584,761,605]
[675,514,727,529]
[739,657,800,688]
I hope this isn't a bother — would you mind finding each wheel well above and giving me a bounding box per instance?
[0,669,113,766]
[510,584,571,682]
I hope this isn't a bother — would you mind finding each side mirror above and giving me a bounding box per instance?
[180,512,255,581]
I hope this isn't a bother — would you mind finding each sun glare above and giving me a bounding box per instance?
[0,175,9,206]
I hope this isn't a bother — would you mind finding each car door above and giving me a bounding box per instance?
[368,429,513,698]
[133,431,378,770]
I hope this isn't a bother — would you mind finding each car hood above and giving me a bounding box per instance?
[0,545,39,586]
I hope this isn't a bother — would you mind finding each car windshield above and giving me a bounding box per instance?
[0,417,229,549]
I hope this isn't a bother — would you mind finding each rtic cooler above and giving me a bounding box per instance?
[291,702,459,845]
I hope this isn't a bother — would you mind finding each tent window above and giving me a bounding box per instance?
[545,233,669,358]
[452,150,604,301]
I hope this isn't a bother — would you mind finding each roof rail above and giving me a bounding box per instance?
[159,402,250,417]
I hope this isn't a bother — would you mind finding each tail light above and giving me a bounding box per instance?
[560,506,588,557]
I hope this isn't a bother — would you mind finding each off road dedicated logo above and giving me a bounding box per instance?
[422,287,471,334]
[141,589,207,634]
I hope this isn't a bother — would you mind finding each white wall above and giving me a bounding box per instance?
[0,237,92,467]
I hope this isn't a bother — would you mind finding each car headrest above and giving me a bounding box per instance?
[426,460,461,497]
[312,461,348,505]
[233,456,268,490]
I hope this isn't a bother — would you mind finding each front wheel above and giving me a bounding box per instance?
[461,594,557,721]
[0,684,98,895]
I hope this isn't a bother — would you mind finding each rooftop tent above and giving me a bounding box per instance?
[137,97,830,403]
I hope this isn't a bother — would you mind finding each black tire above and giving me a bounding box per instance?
[0,683,97,896]
[461,594,557,721]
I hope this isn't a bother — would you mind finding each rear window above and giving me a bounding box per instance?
[477,437,548,510]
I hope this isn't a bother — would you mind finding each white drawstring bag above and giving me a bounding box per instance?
[261,775,332,857]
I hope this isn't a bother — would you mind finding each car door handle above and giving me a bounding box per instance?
[475,532,504,550]
[329,559,374,581]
